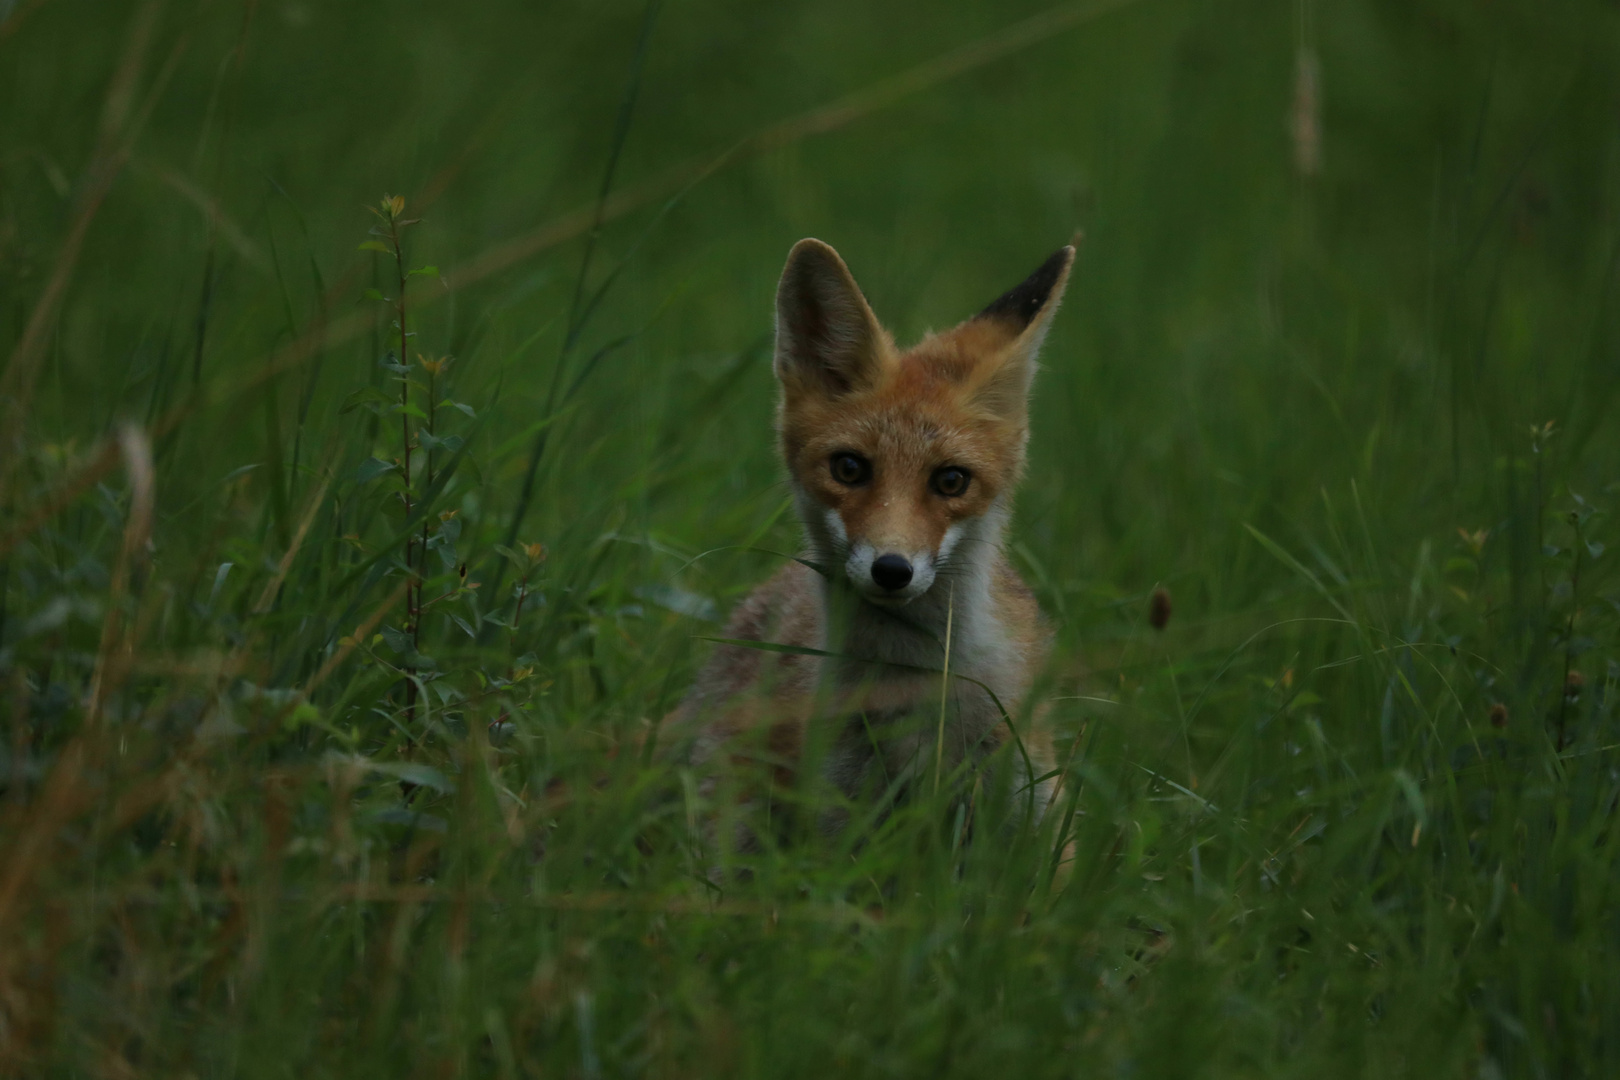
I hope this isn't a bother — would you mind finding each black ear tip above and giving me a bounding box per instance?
[781,239,852,296]
[785,237,840,269]
[977,245,1074,328]
[1041,244,1076,276]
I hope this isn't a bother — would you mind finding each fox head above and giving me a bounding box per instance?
[774,239,1073,606]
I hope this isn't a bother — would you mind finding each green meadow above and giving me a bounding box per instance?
[2,0,1618,1074]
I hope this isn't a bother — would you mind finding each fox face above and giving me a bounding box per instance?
[774,239,1073,606]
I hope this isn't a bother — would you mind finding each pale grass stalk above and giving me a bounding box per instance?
[6,671,27,807]
[300,579,414,700]
[0,740,92,932]
[0,424,153,966]
[254,469,334,614]
[934,583,955,797]
[84,424,155,729]
[136,159,267,269]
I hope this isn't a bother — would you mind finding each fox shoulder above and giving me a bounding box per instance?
[991,552,1048,667]
[660,561,823,755]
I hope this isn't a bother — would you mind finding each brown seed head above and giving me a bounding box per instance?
[1565,670,1583,701]
[1488,702,1508,729]
[1148,587,1172,631]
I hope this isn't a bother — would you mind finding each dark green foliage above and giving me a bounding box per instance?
[1,0,1618,1075]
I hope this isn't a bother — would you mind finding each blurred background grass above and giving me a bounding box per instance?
[2,0,1618,1075]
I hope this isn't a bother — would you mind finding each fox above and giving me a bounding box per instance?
[662,238,1074,850]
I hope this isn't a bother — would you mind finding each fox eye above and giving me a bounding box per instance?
[830,452,871,486]
[931,466,971,498]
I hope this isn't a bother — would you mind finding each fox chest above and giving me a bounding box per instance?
[807,657,1017,799]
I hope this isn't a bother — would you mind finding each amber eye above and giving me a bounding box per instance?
[931,466,971,497]
[830,452,871,486]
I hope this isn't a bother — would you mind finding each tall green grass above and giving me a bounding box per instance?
[2,0,1618,1074]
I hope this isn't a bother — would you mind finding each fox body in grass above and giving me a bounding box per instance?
[665,238,1074,839]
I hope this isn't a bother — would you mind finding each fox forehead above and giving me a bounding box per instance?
[781,348,1028,488]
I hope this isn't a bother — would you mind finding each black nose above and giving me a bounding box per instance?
[871,554,913,592]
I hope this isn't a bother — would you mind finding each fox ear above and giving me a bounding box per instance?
[966,245,1075,421]
[774,239,887,396]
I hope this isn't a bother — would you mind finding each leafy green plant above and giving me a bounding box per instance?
[348,194,476,750]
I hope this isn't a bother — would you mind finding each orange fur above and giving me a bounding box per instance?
[665,239,1075,855]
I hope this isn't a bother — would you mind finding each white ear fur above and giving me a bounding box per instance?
[774,239,886,396]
